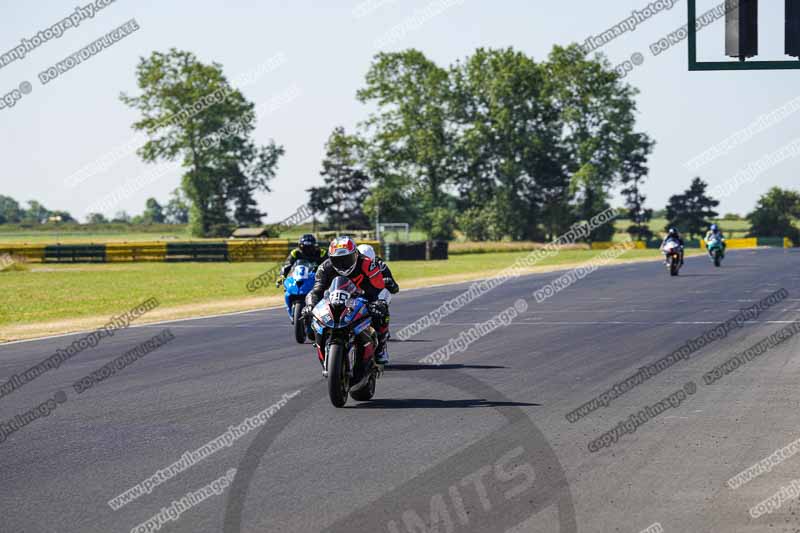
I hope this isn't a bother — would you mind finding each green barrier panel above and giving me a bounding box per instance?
[166,242,229,262]
[757,237,785,247]
[430,241,449,260]
[383,242,426,261]
[43,244,106,263]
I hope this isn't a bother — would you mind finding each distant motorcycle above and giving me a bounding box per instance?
[662,241,682,277]
[310,276,381,408]
[282,260,316,344]
[707,237,724,268]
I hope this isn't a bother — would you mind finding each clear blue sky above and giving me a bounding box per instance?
[0,0,797,223]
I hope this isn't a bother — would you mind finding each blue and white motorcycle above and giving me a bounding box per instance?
[282,260,316,343]
[310,276,381,407]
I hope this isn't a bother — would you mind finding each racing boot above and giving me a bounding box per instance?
[375,327,390,366]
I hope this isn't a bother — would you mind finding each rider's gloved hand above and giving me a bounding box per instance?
[302,304,314,320]
[369,300,388,320]
[275,276,284,288]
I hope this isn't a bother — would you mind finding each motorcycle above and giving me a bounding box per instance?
[282,260,316,344]
[662,241,682,277]
[707,237,724,267]
[310,276,382,407]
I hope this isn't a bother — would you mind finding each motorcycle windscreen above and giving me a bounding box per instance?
[329,276,357,294]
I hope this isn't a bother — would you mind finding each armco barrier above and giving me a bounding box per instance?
[0,243,46,262]
[590,241,646,250]
[643,237,788,251]
[0,239,385,263]
[700,237,758,250]
[106,242,167,262]
[166,242,228,262]
[43,244,106,262]
[720,237,756,249]
[228,239,289,262]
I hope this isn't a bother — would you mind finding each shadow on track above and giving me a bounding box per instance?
[349,397,540,409]
[386,363,506,371]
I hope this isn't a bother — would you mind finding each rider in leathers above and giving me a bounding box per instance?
[704,224,726,259]
[661,228,685,266]
[303,237,391,365]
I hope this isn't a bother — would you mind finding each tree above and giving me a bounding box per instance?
[141,197,165,224]
[308,127,371,230]
[357,50,456,237]
[121,49,283,237]
[747,187,800,245]
[165,188,190,224]
[352,45,652,241]
[545,45,648,242]
[449,47,562,241]
[620,132,655,241]
[47,210,75,223]
[0,195,22,224]
[111,211,132,223]
[665,177,719,239]
[22,200,49,224]
[86,213,108,224]
[362,171,420,227]
[425,206,457,241]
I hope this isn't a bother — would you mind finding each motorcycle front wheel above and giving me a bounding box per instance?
[327,343,349,408]
[670,256,679,276]
[293,302,305,344]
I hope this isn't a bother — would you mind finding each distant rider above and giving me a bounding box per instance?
[661,228,685,266]
[303,237,391,365]
[704,224,726,258]
[277,234,327,286]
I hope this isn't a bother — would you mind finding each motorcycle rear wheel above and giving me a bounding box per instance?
[350,372,376,402]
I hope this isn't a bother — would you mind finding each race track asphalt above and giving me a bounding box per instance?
[1,248,799,533]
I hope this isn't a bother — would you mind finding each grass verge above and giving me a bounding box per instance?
[0,248,704,342]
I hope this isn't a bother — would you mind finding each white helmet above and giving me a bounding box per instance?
[357,244,376,261]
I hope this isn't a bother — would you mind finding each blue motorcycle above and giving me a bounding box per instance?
[283,260,316,344]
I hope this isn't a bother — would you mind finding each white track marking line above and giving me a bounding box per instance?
[0,306,286,346]
[414,320,798,326]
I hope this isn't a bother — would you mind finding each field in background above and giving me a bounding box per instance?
[612,218,752,240]
[449,241,590,254]
[0,216,764,245]
[0,231,194,244]
[0,248,697,340]
[0,223,193,244]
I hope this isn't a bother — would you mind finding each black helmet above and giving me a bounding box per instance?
[298,234,318,257]
[668,228,678,237]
